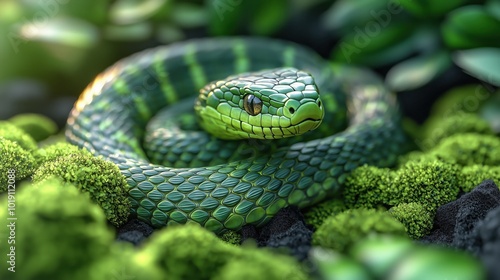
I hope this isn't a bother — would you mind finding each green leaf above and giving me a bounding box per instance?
[105,22,152,41]
[479,91,500,133]
[486,0,500,20]
[156,24,184,44]
[0,0,23,23]
[207,0,287,36]
[399,0,468,18]
[453,48,500,86]
[442,5,500,49]
[332,22,418,66]
[321,0,389,35]
[207,0,246,35]
[15,17,99,48]
[171,3,208,28]
[385,51,452,92]
[110,0,168,25]
[249,0,288,35]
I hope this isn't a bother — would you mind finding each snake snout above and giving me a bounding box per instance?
[290,101,324,124]
[288,101,324,134]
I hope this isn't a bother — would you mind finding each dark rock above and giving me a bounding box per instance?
[116,218,154,245]
[266,220,313,261]
[469,206,500,280]
[242,206,313,261]
[421,180,500,248]
[241,224,259,240]
[453,181,500,253]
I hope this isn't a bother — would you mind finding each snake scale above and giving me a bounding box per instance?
[66,37,407,233]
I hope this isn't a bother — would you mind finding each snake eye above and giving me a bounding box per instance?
[243,94,262,116]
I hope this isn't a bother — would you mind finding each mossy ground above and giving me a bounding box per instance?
[0,87,497,279]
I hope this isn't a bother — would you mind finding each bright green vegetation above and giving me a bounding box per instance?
[314,235,487,280]
[0,179,307,280]
[8,113,58,142]
[137,224,308,280]
[0,121,38,151]
[312,208,407,253]
[32,153,130,227]
[0,178,115,280]
[343,160,460,212]
[220,230,242,246]
[428,133,500,166]
[388,203,434,239]
[35,142,92,166]
[303,198,347,229]
[0,138,36,192]
[420,113,493,148]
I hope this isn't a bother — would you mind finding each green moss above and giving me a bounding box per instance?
[89,243,162,280]
[312,208,407,253]
[429,85,488,118]
[342,158,461,213]
[35,142,91,166]
[0,178,114,280]
[459,165,500,192]
[304,198,347,229]
[220,230,242,246]
[0,121,38,151]
[32,153,130,227]
[138,224,307,280]
[217,248,309,280]
[343,165,393,209]
[8,113,58,142]
[388,203,434,239]
[429,133,500,166]
[420,113,493,149]
[391,160,460,212]
[137,224,234,280]
[0,138,37,192]
[39,132,68,147]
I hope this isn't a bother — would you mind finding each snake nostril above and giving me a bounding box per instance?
[317,101,322,108]
[289,107,295,114]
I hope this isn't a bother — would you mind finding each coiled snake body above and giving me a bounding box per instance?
[66,37,406,233]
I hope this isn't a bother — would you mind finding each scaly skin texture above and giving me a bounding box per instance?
[66,37,407,234]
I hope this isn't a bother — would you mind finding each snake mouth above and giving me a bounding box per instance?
[294,119,322,134]
[288,102,324,134]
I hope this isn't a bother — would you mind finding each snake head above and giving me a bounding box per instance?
[195,67,324,140]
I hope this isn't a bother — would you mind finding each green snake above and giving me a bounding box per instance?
[66,37,407,233]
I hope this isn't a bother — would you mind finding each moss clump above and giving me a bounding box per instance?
[216,248,308,280]
[32,153,130,227]
[459,165,500,192]
[0,178,114,280]
[429,133,500,166]
[429,85,488,118]
[420,113,493,149]
[0,121,38,151]
[343,166,393,209]
[89,243,162,280]
[391,160,460,212]
[138,224,307,280]
[220,230,242,246]
[304,198,347,229]
[388,203,434,239]
[343,159,460,212]
[35,142,91,166]
[312,208,407,253]
[8,113,58,142]
[138,224,233,280]
[0,138,36,192]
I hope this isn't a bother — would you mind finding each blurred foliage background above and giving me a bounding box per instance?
[1,0,499,127]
